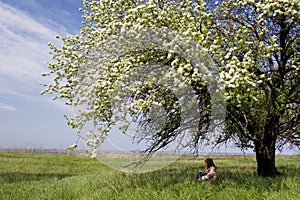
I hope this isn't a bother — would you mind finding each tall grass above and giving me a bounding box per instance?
[0,151,299,200]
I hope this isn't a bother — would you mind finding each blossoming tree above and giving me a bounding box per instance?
[43,0,299,177]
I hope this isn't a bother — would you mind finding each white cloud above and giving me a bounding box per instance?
[0,103,17,112]
[0,1,61,86]
[0,87,72,113]
[0,1,71,110]
[0,0,81,149]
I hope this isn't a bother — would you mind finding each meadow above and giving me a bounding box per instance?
[0,151,299,200]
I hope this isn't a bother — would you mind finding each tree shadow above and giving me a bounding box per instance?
[0,172,73,183]
[199,165,300,192]
[119,165,199,189]
[118,163,299,194]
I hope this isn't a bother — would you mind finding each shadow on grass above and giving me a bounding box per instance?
[117,163,299,194]
[209,165,300,193]
[0,172,73,183]
[119,165,199,188]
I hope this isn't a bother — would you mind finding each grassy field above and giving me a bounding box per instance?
[0,151,299,200]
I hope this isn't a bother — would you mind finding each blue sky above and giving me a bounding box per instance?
[0,0,83,149]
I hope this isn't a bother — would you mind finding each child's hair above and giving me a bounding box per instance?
[205,158,216,168]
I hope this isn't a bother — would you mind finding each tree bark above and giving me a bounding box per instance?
[254,116,279,177]
[254,140,278,177]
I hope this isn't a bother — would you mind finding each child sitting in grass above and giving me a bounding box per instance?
[196,158,217,180]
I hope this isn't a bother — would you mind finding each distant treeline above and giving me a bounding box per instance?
[0,148,87,154]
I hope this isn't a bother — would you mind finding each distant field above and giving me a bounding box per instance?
[0,151,299,200]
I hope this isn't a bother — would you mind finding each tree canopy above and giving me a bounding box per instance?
[43,0,300,176]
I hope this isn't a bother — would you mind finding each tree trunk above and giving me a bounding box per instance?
[254,117,279,177]
[254,140,278,177]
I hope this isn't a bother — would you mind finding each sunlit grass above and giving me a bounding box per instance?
[0,151,299,200]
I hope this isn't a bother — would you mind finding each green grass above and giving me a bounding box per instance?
[0,151,299,200]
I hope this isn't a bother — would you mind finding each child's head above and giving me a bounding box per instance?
[204,158,215,168]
